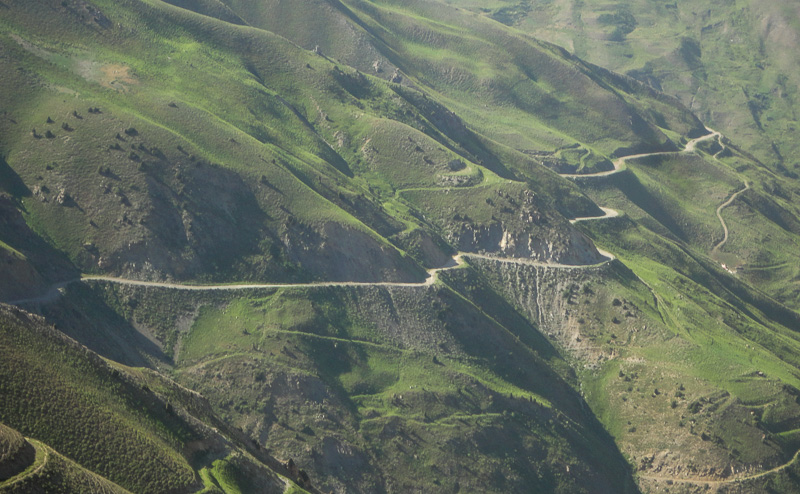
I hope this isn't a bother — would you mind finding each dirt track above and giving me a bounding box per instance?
[712,182,750,253]
[9,128,731,306]
[7,249,615,305]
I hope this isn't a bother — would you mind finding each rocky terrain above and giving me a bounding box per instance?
[3,1,800,493]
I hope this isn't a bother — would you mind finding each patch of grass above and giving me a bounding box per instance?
[0,306,198,492]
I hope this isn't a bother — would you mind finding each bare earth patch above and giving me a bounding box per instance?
[76,60,137,92]
[12,34,136,92]
[99,64,137,91]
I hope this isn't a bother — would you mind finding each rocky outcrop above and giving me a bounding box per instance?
[448,220,606,265]
[466,256,622,363]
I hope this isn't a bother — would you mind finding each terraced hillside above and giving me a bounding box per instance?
[3,0,800,493]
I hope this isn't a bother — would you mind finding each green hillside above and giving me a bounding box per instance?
[455,0,800,166]
[0,304,306,493]
[0,421,131,494]
[2,0,800,492]
[454,0,800,310]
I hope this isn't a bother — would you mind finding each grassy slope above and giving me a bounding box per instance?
[0,0,430,284]
[443,0,800,307]
[3,0,800,493]
[459,0,800,168]
[63,277,638,493]
[0,303,302,494]
[0,0,713,291]
[46,225,800,493]
[219,0,705,157]
[575,142,800,311]
[0,426,132,494]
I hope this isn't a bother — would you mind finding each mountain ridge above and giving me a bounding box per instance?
[3,0,800,492]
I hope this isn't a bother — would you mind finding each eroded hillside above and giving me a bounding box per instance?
[2,0,800,493]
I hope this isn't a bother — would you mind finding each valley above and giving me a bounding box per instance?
[3,1,800,493]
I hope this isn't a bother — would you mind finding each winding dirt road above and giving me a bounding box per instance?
[7,250,615,305]
[712,181,750,253]
[562,128,793,487]
[563,127,746,259]
[560,128,722,179]
[5,125,789,488]
[7,128,731,306]
[570,207,619,224]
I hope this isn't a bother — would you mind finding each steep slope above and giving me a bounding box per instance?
[442,0,800,306]
[215,0,706,158]
[0,0,712,290]
[32,271,638,493]
[0,304,307,493]
[33,223,800,493]
[454,0,800,168]
[3,0,800,493]
[0,422,132,494]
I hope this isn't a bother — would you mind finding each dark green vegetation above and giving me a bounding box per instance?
[1,419,132,494]
[3,0,800,493]
[0,304,302,493]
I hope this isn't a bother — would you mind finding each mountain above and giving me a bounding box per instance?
[0,304,306,493]
[457,0,800,310]
[2,0,800,492]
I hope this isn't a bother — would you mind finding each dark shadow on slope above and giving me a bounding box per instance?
[323,0,402,72]
[678,245,800,333]
[141,159,293,282]
[0,195,77,293]
[434,285,641,493]
[273,93,353,178]
[438,265,562,363]
[0,305,200,493]
[392,86,519,180]
[743,192,800,237]
[296,333,362,419]
[612,111,681,157]
[603,169,688,242]
[0,155,30,198]
[0,423,35,480]
[572,57,707,139]
[37,283,168,368]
